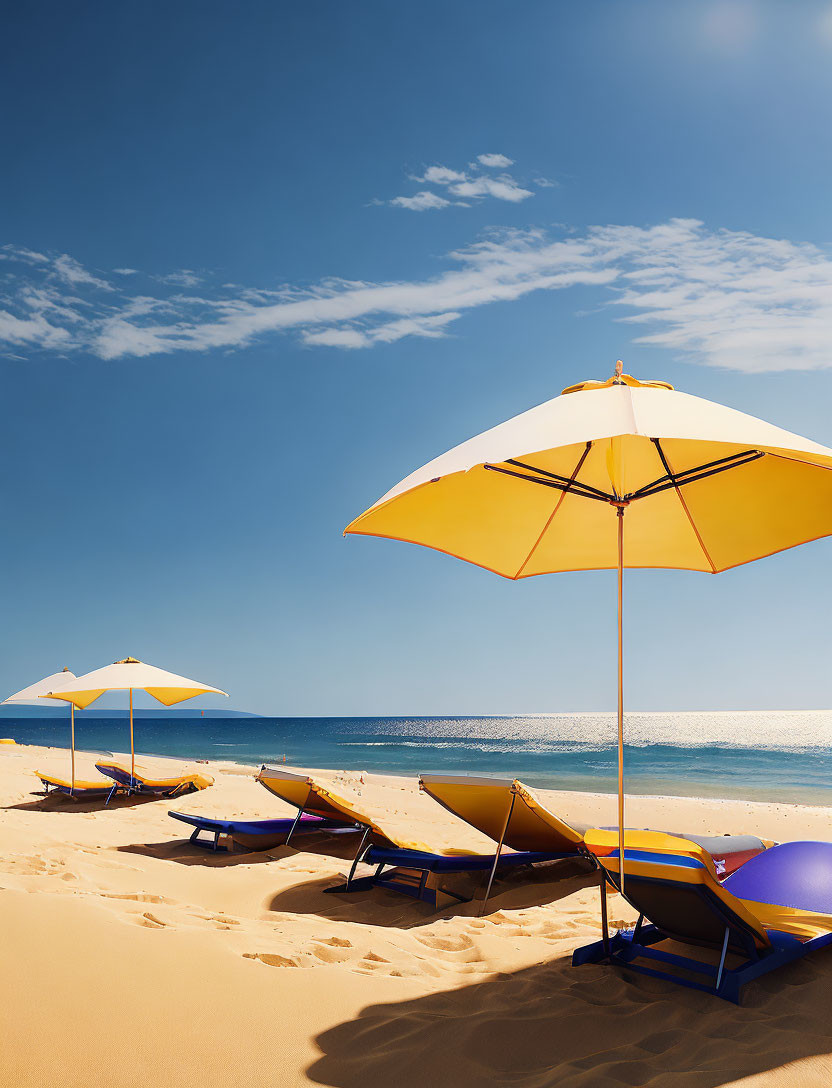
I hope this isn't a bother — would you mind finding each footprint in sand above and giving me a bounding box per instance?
[414,933,474,952]
[192,913,241,928]
[1,856,52,876]
[309,942,359,964]
[243,952,299,969]
[138,912,167,929]
[103,892,175,905]
[363,951,389,963]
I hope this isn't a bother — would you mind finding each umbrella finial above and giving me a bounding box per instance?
[614,359,624,379]
[62,666,70,672]
[116,657,141,665]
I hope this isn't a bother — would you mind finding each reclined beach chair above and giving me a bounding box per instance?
[572,829,832,1004]
[420,774,590,910]
[256,767,364,840]
[167,810,343,852]
[95,758,213,804]
[35,768,115,800]
[421,774,770,884]
[257,766,584,907]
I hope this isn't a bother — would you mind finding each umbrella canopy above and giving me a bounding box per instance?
[346,368,832,575]
[3,668,84,794]
[44,658,228,784]
[44,658,228,710]
[346,365,832,892]
[3,668,76,706]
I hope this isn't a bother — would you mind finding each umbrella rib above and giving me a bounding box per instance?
[484,461,613,504]
[505,458,615,502]
[626,449,763,500]
[513,443,594,579]
[650,439,718,574]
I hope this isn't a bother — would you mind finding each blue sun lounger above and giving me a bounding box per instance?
[572,829,832,1004]
[96,758,213,803]
[168,810,343,852]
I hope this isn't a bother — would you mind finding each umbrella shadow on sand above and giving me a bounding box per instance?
[308,943,832,1088]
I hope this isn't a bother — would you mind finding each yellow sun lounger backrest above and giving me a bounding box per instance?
[35,770,112,792]
[257,766,387,833]
[585,828,772,950]
[98,759,214,791]
[256,766,329,813]
[257,767,476,856]
[419,774,585,852]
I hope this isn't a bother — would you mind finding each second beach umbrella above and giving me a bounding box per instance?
[45,657,228,785]
[346,363,832,888]
[2,668,83,794]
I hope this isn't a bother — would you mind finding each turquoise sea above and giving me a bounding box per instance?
[3,710,832,805]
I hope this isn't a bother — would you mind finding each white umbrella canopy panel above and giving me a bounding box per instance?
[3,668,77,707]
[3,668,85,793]
[44,658,228,782]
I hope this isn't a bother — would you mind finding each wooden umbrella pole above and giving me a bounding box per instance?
[617,505,625,893]
[129,688,134,783]
[70,704,76,797]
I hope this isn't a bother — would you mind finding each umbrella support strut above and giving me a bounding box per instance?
[617,504,625,893]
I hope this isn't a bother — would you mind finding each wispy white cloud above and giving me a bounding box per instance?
[2,219,832,371]
[157,269,202,287]
[417,166,468,185]
[1,244,50,265]
[302,327,369,349]
[389,191,451,212]
[447,175,532,203]
[476,153,514,168]
[53,254,113,291]
[386,154,536,211]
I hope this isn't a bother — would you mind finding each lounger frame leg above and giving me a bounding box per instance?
[105,782,119,806]
[345,826,372,891]
[284,807,306,848]
[715,925,730,991]
[479,791,516,917]
[600,873,610,957]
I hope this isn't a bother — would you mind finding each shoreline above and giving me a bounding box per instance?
[6,742,832,838]
[6,737,832,809]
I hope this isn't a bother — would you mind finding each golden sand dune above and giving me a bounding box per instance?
[1,744,831,1087]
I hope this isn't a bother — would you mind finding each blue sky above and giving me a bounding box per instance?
[4,1,832,714]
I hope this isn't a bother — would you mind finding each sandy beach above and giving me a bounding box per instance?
[2,743,831,1088]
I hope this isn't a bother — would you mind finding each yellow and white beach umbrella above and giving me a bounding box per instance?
[44,658,228,782]
[346,363,832,886]
[3,668,83,792]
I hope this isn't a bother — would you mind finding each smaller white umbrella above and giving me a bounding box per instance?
[2,668,84,793]
[44,658,228,782]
